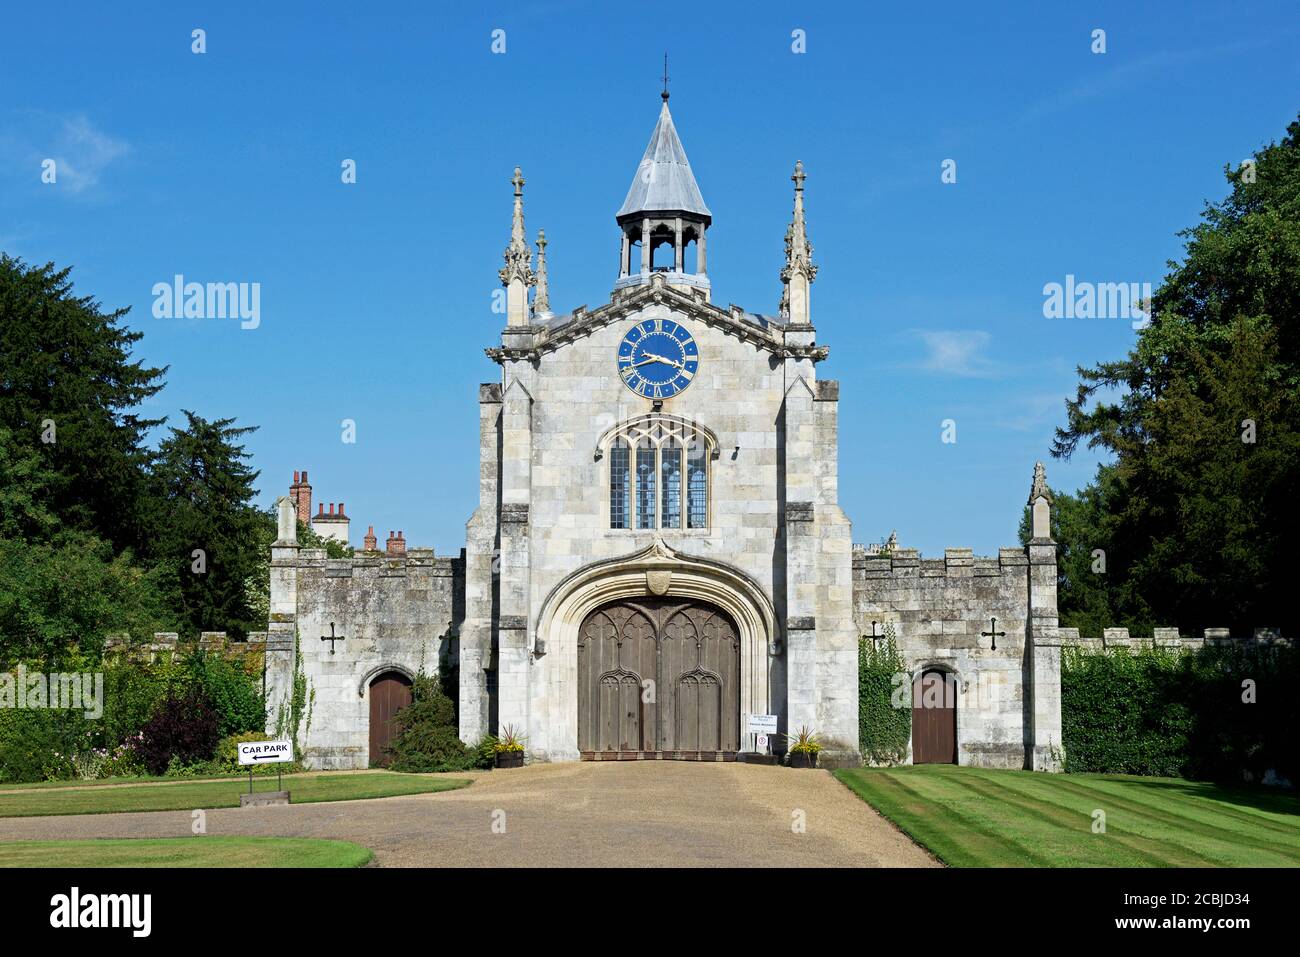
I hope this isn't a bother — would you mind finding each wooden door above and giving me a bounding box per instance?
[912,669,957,764]
[368,671,413,767]
[577,597,739,757]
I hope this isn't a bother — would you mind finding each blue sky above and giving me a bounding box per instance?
[2,1,1297,556]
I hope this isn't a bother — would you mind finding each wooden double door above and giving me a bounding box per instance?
[577,597,740,758]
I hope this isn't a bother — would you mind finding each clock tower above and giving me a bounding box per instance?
[460,89,858,767]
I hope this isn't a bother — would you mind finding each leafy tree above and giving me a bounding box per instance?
[1051,115,1300,634]
[0,534,174,666]
[152,411,265,637]
[0,255,166,555]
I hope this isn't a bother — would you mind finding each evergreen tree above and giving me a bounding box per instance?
[0,255,166,554]
[152,411,265,637]
[1052,116,1300,634]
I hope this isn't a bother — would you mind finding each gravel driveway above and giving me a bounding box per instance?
[0,762,937,867]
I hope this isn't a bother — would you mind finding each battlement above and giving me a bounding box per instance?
[1059,626,1292,652]
[852,544,1032,579]
[102,631,268,669]
[287,547,459,580]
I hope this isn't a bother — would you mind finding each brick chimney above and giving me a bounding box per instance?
[364,525,377,551]
[289,469,312,526]
[385,530,406,556]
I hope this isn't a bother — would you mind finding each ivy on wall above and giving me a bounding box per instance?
[1062,643,1298,783]
[858,628,911,765]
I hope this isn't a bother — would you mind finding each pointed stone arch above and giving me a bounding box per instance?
[531,539,777,761]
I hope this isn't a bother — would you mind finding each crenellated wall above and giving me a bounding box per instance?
[851,540,1061,770]
[1058,626,1292,652]
[265,497,465,769]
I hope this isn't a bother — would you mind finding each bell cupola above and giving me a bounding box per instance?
[615,87,712,299]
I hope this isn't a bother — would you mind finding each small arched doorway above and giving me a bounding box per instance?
[368,670,413,767]
[912,668,957,764]
[577,596,740,758]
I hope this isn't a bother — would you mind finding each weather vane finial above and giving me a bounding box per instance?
[661,52,670,102]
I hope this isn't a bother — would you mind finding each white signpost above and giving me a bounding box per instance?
[237,740,294,802]
[747,714,778,735]
[237,740,294,765]
[747,714,778,756]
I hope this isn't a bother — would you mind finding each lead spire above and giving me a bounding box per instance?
[499,166,535,326]
[779,160,817,324]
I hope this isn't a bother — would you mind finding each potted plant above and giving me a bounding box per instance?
[493,724,526,768]
[786,726,822,768]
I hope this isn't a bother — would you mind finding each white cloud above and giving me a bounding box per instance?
[913,330,1002,378]
[0,112,130,196]
[47,116,130,193]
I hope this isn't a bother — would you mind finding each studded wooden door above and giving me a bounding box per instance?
[911,669,957,764]
[577,597,740,759]
[368,671,413,767]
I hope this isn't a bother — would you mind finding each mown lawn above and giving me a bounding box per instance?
[835,765,1300,867]
[0,771,471,817]
[0,836,372,867]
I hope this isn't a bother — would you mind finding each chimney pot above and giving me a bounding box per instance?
[293,470,300,484]
[302,470,308,483]
[318,504,324,516]
[339,502,345,516]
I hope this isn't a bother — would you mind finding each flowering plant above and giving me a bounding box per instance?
[492,724,526,753]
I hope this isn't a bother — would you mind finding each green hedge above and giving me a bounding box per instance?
[1062,643,1298,782]
[858,632,910,765]
[0,651,265,783]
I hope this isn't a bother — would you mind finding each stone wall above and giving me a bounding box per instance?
[1058,626,1293,651]
[103,631,266,673]
[265,510,464,769]
[852,543,1059,769]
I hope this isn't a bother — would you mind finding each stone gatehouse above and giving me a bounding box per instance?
[264,93,1064,772]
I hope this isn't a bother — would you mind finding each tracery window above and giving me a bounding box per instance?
[605,415,715,531]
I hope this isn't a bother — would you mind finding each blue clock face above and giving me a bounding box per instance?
[617,318,699,399]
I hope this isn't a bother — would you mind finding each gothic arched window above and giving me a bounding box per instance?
[603,415,716,531]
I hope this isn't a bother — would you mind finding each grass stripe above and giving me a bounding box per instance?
[835,766,1300,868]
[956,771,1217,867]
[1057,775,1300,838]
[1026,775,1300,865]
[843,769,1054,866]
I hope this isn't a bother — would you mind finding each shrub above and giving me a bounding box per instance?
[470,734,499,769]
[97,657,184,750]
[186,651,264,737]
[858,630,911,765]
[137,687,222,776]
[0,707,90,783]
[385,673,475,772]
